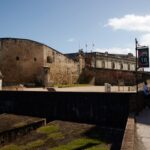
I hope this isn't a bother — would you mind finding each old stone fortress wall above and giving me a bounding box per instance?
[0,38,138,86]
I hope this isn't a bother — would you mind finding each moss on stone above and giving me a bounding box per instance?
[37,124,59,134]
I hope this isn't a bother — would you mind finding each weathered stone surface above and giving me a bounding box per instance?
[0,113,46,145]
[0,38,79,86]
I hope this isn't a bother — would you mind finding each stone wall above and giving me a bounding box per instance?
[79,68,136,85]
[0,38,44,85]
[79,68,150,86]
[95,69,136,85]
[43,46,79,85]
[0,38,79,86]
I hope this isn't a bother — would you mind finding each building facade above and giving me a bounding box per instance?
[0,38,79,86]
[0,38,141,86]
[89,52,136,71]
[67,50,136,71]
[66,50,140,85]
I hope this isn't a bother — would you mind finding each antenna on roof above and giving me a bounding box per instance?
[85,44,88,53]
[92,43,95,53]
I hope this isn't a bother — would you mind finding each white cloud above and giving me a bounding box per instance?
[95,47,134,55]
[107,14,150,32]
[140,34,150,46]
[105,14,150,56]
[67,38,75,42]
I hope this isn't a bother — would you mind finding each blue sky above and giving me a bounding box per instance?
[1,0,150,55]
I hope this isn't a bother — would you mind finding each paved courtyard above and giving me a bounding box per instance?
[4,85,136,92]
[54,85,136,92]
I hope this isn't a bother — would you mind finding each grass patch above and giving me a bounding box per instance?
[47,132,64,140]
[37,124,59,134]
[0,144,21,150]
[37,124,63,141]
[21,139,44,149]
[51,138,109,150]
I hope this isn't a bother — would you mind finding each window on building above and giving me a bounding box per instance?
[128,64,130,70]
[47,56,53,63]
[16,56,19,61]
[111,62,115,69]
[120,63,123,70]
[52,52,55,62]
[34,57,37,62]
[102,61,105,68]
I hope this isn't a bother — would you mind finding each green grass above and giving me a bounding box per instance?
[47,132,64,140]
[37,124,64,140]
[0,123,110,150]
[51,138,109,150]
[37,124,59,134]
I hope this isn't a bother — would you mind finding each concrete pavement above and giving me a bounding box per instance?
[135,108,150,150]
[54,85,136,92]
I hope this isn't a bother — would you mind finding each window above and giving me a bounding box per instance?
[128,64,130,70]
[102,61,105,68]
[52,52,55,62]
[111,62,115,69]
[47,56,53,63]
[16,56,19,61]
[34,57,37,62]
[120,63,123,70]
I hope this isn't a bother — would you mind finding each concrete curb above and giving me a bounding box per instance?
[121,115,135,150]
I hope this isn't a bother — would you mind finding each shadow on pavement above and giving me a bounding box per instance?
[136,108,150,125]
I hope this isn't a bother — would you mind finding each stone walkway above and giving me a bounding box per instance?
[135,108,150,150]
[54,85,135,92]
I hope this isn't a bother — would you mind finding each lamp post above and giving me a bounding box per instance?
[135,38,138,93]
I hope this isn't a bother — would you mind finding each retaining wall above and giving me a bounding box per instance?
[0,91,131,129]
